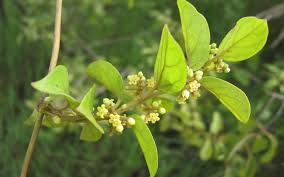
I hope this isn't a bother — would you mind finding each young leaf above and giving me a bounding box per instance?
[200,76,251,123]
[76,85,104,134]
[80,122,102,142]
[87,60,124,98]
[31,65,78,108]
[132,115,158,177]
[218,17,268,61]
[154,25,187,93]
[177,0,210,70]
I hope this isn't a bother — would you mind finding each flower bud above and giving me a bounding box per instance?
[182,89,190,99]
[211,43,217,49]
[187,67,194,78]
[195,70,203,81]
[159,107,166,114]
[116,125,124,133]
[152,101,160,108]
[224,68,230,73]
[127,117,136,126]
[121,104,127,109]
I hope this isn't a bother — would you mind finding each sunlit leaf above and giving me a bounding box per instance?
[76,85,104,133]
[154,25,187,93]
[201,76,251,123]
[31,65,78,108]
[87,60,124,98]
[218,17,268,61]
[177,0,210,70]
[132,115,158,177]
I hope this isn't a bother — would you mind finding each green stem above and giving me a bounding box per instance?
[20,0,63,177]
[117,89,160,114]
[20,114,44,177]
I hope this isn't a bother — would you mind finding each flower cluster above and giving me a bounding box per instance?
[96,98,136,133]
[205,43,230,73]
[141,100,166,124]
[127,72,156,93]
[177,67,203,104]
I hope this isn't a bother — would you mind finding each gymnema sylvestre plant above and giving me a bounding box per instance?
[21,0,269,176]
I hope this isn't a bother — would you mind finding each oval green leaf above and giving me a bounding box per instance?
[80,122,102,142]
[218,17,268,62]
[132,115,158,177]
[177,0,210,70]
[31,65,78,108]
[154,25,187,93]
[87,60,124,99]
[200,76,251,123]
[76,85,104,133]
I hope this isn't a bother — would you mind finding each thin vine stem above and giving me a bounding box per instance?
[20,0,63,177]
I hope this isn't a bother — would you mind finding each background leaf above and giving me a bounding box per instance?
[87,60,124,98]
[154,25,187,93]
[201,76,251,123]
[132,115,158,177]
[80,122,102,142]
[31,65,78,108]
[260,134,278,164]
[76,85,104,133]
[177,0,210,70]
[218,17,268,62]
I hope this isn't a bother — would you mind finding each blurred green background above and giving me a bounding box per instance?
[1,0,284,177]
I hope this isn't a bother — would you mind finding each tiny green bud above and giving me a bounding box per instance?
[159,107,166,114]
[138,71,143,77]
[187,67,194,78]
[211,43,217,49]
[127,117,136,126]
[152,101,160,108]
[209,54,214,60]
[210,48,218,55]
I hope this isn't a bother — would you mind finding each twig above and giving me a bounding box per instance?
[20,0,63,177]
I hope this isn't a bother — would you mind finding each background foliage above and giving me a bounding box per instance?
[1,0,284,177]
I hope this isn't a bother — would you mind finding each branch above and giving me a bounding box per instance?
[20,0,63,177]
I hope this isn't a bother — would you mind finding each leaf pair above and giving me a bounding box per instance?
[31,66,104,134]
[177,0,268,123]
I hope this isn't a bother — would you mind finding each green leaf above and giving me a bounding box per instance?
[132,115,158,177]
[209,112,223,134]
[154,25,187,93]
[31,65,78,108]
[177,0,210,70]
[80,122,102,142]
[24,109,38,125]
[260,134,278,163]
[87,60,124,98]
[201,76,251,123]
[218,17,268,61]
[76,85,104,134]
[199,136,213,161]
